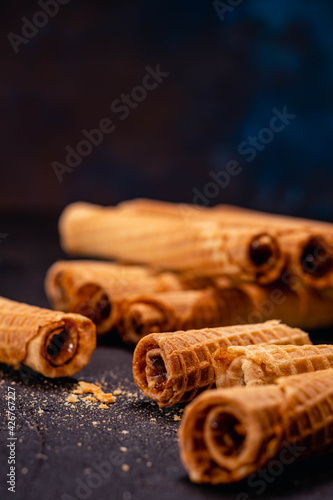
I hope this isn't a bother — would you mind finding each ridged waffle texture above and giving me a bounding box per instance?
[0,296,96,377]
[179,369,333,484]
[58,202,285,282]
[132,320,311,407]
[214,344,333,387]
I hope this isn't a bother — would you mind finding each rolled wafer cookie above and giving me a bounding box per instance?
[213,281,333,330]
[213,344,333,388]
[132,320,311,407]
[45,260,182,334]
[59,202,285,283]
[117,288,221,345]
[120,199,333,289]
[0,296,96,378]
[179,368,333,484]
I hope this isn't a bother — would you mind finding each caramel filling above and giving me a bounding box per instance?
[145,350,168,393]
[71,284,111,325]
[249,234,277,268]
[301,237,333,277]
[43,323,78,367]
[127,304,166,338]
[204,409,246,470]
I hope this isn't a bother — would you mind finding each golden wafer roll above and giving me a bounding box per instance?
[45,260,183,334]
[120,199,333,289]
[213,344,333,388]
[59,202,285,283]
[214,282,333,330]
[179,369,333,484]
[0,296,96,378]
[132,320,311,407]
[117,288,221,345]
[279,231,333,289]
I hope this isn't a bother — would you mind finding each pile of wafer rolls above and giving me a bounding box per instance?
[2,197,333,487]
[41,198,333,342]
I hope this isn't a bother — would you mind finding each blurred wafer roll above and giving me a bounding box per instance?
[45,260,183,334]
[179,369,333,484]
[120,199,333,288]
[213,344,333,388]
[132,320,311,407]
[59,202,285,283]
[0,296,96,378]
[117,288,221,345]
[214,282,333,330]
[278,231,333,289]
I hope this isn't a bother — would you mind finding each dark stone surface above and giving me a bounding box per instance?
[1,216,333,500]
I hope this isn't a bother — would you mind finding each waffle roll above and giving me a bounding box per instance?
[214,282,333,330]
[45,260,182,334]
[0,296,96,378]
[213,344,333,388]
[132,321,311,407]
[59,202,286,283]
[279,231,333,289]
[179,369,333,484]
[117,288,221,345]
[119,199,333,289]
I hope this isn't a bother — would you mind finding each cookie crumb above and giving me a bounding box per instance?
[173,415,181,421]
[120,447,127,452]
[122,464,130,472]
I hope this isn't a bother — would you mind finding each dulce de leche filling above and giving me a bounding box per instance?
[70,284,111,326]
[301,237,333,277]
[248,234,278,269]
[127,303,166,338]
[43,321,78,367]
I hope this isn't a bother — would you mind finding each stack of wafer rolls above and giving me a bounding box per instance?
[116,288,222,345]
[0,296,96,378]
[132,321,311,407]
[45,260,183,334]
[58,202,286,284]
[213,344,333,387]
[179,368,333,484]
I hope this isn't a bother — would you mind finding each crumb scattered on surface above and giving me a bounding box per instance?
[99,403,108,409]
[67,394,79,403]
[68,381,115,406]
[21,468,29,475]
[122,464,130,472]
[120,447,127,452]
[146,462,152,468]
[173,415,181,421]
[121,430,129,434]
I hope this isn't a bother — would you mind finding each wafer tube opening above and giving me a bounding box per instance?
[249,234,278,269]
[127,304,166,338]
[146,351,168,393]
[301,237,333,277]
[43,321,79,367]
[70,284,111,326]
[204,408,247,471]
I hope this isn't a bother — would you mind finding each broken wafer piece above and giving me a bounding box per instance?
[213,344,333,388]
[132,320,311,407]
[179,368,333,484]
[73,381,115,403]
[58,202,286,283]
[45,260,182,334]
[0,296,96,378]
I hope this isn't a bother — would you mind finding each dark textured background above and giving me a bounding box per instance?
[1,1,333,499]
[1,0,333,218]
